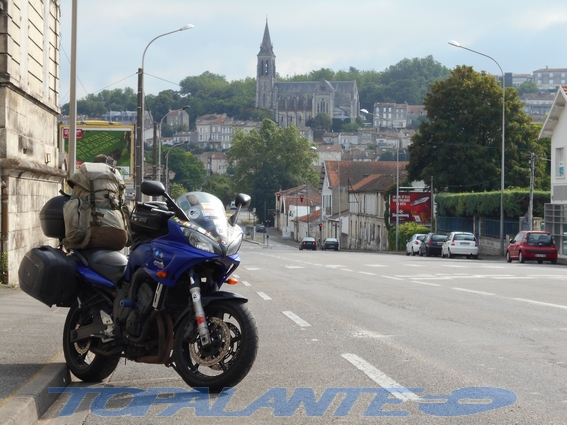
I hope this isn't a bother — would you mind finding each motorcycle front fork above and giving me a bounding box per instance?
[152,272,212,347]
[188,273,211,346]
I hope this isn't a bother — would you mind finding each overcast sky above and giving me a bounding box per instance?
[59,0,567,107]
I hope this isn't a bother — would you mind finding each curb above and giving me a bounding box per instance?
[0,353,70,425]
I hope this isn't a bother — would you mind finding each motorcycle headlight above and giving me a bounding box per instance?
[181,227,222,255]
[226,232,243,256]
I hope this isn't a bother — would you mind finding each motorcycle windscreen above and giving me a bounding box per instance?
[176,191,238,246]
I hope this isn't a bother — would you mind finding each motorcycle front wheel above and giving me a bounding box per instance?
[63,302,121,382]
[173,300,259,392]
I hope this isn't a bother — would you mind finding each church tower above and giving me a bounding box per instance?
[255,20,276,109]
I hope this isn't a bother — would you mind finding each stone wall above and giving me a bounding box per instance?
[0,1,63,286]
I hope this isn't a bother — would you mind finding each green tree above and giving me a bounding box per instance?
[166,148,207,191]
[311,113,332,132]
[407,66,547,193]
[201,174,237,206]
[227,119,318,221]
[517,81,539,95]
[359,56,450,108]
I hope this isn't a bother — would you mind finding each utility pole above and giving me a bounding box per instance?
[528,152,535,231]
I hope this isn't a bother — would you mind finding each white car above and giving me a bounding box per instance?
[441,232,479,259]
[405,233,427,256]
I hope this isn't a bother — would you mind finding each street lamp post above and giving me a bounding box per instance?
[135,24,194,202]
[164,142,188,194]
[158,105,190,183]
[361,109,400,251]
[448,40,505,256]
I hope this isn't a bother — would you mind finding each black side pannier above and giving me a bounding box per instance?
[18,246,77,307]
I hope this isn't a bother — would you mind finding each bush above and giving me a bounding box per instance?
[388,222,431,251]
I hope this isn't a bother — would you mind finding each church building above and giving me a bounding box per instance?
[255,21,360,128]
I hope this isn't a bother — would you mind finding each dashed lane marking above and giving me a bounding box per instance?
[256,292,272,300]
[282,311,311,327]
[341,353,422,402]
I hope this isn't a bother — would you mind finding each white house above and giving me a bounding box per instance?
[539,85,567,255]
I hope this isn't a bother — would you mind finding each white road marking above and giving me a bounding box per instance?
[382,276,403,281]
[256,292,272,300]
[326,265,347,268]
[233,274,239,278]
[285,265,304,269]
[246,267,261,271]
[241,281,251,287]
[452,288,495,296]
[341,353,421,402]
[413,281,441,287]
[358,271,376,276]
[282,311,311,327]
[512,298,567,310]
[353,330,394,338]
[365,264,388,267]
[341,268,353,272]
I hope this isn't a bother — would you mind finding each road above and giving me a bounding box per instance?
[39,240,567,424]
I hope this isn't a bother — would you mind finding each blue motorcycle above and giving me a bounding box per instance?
[19,181,258,392]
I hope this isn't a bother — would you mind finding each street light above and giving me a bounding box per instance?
[448,40,506,256]
[164,142,188,194]
[158,105,190,183]
[135,24,194,202]
[361,109,401,251]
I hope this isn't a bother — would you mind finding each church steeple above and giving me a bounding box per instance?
[258,19,274,56]
[256,19,276,109]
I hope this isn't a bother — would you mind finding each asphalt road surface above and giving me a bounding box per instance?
[39,240,567,424]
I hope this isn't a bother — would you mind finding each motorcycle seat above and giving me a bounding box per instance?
[78,249,128,284]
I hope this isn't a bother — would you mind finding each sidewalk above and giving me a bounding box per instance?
[0,285,70,425]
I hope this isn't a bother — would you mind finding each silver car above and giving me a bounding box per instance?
[441,232,479,259]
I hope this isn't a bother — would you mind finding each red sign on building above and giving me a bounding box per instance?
[62,128,83,139]
[390,192,432,225]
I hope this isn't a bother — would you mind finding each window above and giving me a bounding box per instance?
[556,147,565,177]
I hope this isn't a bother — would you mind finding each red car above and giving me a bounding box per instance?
[506,231,558,264]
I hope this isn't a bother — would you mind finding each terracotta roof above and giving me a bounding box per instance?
[324,160,408,188]
[350,173,400,192]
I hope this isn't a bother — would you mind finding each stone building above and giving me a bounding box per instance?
[255,21,359,128]
[0,1,64,286]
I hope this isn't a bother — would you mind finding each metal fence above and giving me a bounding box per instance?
[437,216,519,238]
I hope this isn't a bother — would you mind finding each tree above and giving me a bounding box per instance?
[407,66,548,194]
[517,81,539,95]
[359,56,451,108]
[166,148,207,192]
[201,175,237,206]
[311,113,332,132]
[227,119,318,221]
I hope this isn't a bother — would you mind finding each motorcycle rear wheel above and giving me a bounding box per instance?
[173,300,258,392]
[63,302,120,382]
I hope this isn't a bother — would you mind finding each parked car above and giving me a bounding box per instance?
[405,233,427,256]
[419,233,447,257]
[322,238,339,251]
[441,232,479,259]
[299,237,317,251]
[255,224,266,233]
[506,231,558,264]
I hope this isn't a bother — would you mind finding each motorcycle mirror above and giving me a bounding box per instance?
[235,193,251,208]
[141,181,166,197]
[228,193,251,227]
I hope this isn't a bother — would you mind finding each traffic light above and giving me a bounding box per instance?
[300,195,304,202]
[277,192,281,201]
[318,223,322,230]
